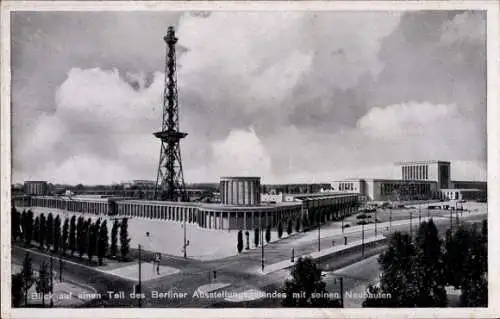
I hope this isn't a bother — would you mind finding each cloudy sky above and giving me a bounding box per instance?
[11,10,487,185]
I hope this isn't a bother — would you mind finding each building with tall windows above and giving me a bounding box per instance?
[331,160,486,202]
[13,176,360,232]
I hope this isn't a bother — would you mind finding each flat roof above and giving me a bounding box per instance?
[220,176,261,180]
[440,188,483,192]
[395,160,450,165]
[366,179,437,183]
[292,192,359,198]
[199,202,301,210]
[116,199,202,206]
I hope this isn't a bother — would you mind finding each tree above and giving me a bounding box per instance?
[459,221,488,307]
[364,232,418,307]
[21,210,27,241]
[69,216,76,256]
[254,228,260,247]
[76,216,85,258]
[87,220,97,263]
[62,218,69,255]
[110,220,119,258]
[278,222,283,238]
[97,220,109,265]
[53,215,61,253]
[245,231,250,250]
[36,261,52,307]
[237,230,243,253]
[21,253,34,306]
[26,210,34,245]
[20,210,27,242]
[281,257,341,307]
[265,226,271,243]
[33,217,40,247]
[443,226,471,288]
[460,275,488,307]
[362,284,388,307]
[12,273,25,307]
[39,213,46,250]
[46,213,54,249]
[287,219,293,235]
[12,206,21,242]
[295,216,301,233]
[413,219,447,307]
[302,214,310,230]
[120,217,131,260]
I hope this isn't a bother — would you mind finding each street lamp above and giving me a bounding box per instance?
[361,222,365,257]
[341,206,344,234]
[50,251,54,307]
[182,219,189,259]
[389,207,392,230]
[137,244,142,308]
[410,210,413,240]
[374,208,377,237]
[334,277,344,308]
[261,215,264,272]
[418,204,421,225]
[318,207,321,252]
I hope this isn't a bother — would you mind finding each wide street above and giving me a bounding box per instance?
[12,203,487,308]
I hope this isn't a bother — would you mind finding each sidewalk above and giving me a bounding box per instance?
[294,216,445,244]
[12,263,97,307]
[249,235,386,275]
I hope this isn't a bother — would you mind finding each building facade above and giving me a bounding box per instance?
[220,177,261,206]
[24,181,48,196]
[13,178,360,231]
[331,160,486,201]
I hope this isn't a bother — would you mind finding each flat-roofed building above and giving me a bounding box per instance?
[24,181,48,196]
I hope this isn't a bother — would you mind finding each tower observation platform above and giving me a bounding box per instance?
[154,26,188,202]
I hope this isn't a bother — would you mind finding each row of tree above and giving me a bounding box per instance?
[277,219,487,308]
[12,253,57,307]
[236,219,297,253]
[362,219,487,307]
[12,207,132,264]
[11,253,41,307]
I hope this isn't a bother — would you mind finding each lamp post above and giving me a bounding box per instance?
[59,248,63,282]
[374,208,377,237]
[334,277,344,308]
[182,218,189,259]
[50,251,54,307]
[389,207,392,230]
[261,216,264,272]
[449,209,453,231]
[341,207,344,234]
[361,222,365,257]
[138,244,142,308]
[318,209,321,252]
[410,210,413,240]
[418,204,421,225]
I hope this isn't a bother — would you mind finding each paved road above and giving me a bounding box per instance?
[11,207,486,308]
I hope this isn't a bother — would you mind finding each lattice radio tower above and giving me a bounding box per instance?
[153,26,187,201]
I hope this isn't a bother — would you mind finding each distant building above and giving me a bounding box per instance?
[13,176,360,232]
[331,160,486,202]
[24,181,48,196]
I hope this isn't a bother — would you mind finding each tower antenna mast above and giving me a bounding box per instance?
[154,26,188,201]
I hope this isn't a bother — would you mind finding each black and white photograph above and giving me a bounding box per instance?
[1,1,499,318]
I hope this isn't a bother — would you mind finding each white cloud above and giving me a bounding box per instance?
[357,101,461,139]
[12,12,486,185]
[209,128,273,179]
[440,11,486,44]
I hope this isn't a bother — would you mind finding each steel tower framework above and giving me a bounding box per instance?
[154,26,187,201]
